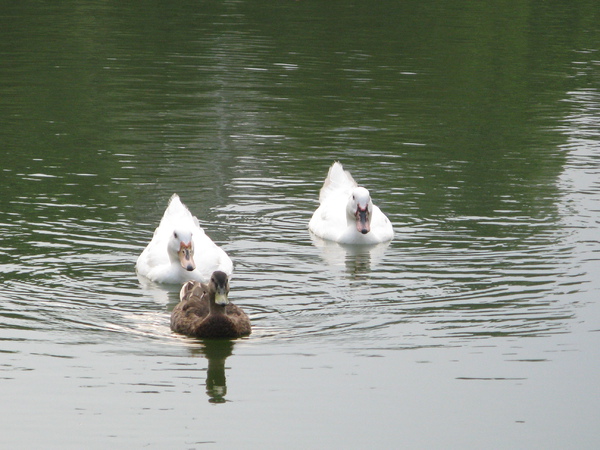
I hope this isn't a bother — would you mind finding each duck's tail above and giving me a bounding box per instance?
[319,161,357,203]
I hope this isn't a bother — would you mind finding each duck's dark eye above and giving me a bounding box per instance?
[173,231,178,239]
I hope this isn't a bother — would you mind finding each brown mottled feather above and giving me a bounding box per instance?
[171,275,251,339]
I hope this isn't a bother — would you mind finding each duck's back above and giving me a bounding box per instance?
[160,194,200,231]
[171,296,208,334]
[223,304,251,336]
[171,299,251,339]
[309,163,352,240]
[191,233,233,280]
[319,162,357,204]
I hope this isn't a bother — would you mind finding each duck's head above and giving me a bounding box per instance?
[169,230,196,272]
[209,270,230,306]
[348,187,373,235]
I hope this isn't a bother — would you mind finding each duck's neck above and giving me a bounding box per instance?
[208,295,227,316]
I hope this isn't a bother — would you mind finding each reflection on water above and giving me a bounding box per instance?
[136,273,180,305]
[1,0,600,448]
[310,233,391,278]
[170,339,237,404]
[195,340,235,404]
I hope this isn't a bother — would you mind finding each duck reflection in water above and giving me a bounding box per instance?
[184,340,235,403]
[310,234,391,278]
[194,340,235,404]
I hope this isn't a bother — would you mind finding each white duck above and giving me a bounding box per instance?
[308,162,394,244]
[136,194,233,285]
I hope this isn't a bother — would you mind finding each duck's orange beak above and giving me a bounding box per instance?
[178,241,196,271]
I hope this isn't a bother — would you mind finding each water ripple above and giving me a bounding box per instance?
[203,169,584,346]
[1,140,598,350]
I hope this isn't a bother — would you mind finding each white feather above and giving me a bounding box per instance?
[309,162,394,244]
[136,194,233,284]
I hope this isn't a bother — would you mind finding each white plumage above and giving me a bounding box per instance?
[309,162,394,244]
[136,194,233,284]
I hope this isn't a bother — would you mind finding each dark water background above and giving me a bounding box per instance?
[1,1,599,448]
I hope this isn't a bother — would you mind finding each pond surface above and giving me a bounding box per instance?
[1,1,600,448]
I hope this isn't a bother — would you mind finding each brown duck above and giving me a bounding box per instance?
[171,271,251,339]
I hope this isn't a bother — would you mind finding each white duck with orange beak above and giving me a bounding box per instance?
[136,194,233,284]
[309,162,394,244]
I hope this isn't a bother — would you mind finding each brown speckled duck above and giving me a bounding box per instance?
[170,271,251,339]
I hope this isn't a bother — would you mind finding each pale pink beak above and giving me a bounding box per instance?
[178,241,195,271]
[356,206,370,234]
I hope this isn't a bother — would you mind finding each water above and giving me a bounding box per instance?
[1,1,600,448]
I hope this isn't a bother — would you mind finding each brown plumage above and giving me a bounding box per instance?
[170,271,251,339]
